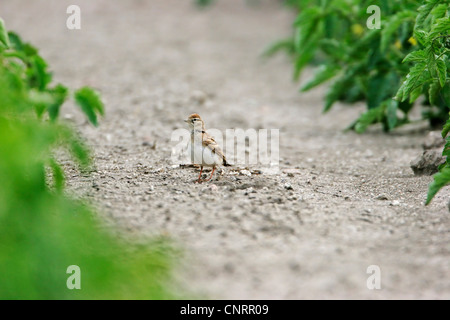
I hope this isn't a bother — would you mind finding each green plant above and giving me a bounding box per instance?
[0,19,104,126]
[407,8,450,204]
[396,1,450,129]
[0,18,176,299]
[266,0,449,132]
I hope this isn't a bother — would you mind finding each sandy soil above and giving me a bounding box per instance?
[3,0,450,299]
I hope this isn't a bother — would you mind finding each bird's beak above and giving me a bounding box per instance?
[184,120,188,123]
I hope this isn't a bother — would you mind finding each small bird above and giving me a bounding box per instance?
[184,113,230,183]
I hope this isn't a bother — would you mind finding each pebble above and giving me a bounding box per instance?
[284,183,293,190]
[244,187,254,195]
[410,150,445,176]
[423,131,445,150]
[391,200,400,206]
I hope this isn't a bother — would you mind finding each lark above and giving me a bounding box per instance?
[184,113,230,183]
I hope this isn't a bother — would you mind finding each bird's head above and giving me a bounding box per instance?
[184,113,204,130]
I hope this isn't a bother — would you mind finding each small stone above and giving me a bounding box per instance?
[375,194,388,200]
[240,169,251,176]
[284,183,293,190]
[423,131,445,150]
[244,187,254,195]
[391,200,400,206]
[411,150,445,176]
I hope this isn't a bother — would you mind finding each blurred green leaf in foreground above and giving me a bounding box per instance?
[0,18,176,299]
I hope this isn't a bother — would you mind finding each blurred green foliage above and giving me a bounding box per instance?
[195,0,216,7]
[423,9,450,203]
[0,18,175,299]
[266,0,449,132]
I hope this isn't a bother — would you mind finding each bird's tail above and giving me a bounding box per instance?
[223,159,232,167]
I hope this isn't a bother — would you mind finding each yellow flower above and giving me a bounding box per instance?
[394,40,402,49]
[408,37,418,46]
[351,24,364,36]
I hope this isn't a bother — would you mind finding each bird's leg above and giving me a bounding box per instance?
[196,166,204,183]
[204,167,216,182]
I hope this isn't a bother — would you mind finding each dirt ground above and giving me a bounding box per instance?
[3,0,450,299]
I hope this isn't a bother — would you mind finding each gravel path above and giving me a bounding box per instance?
[3,0,450,299]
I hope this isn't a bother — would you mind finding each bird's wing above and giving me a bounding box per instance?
[202,131,229,165]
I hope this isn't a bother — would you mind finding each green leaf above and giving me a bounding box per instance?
[74,87,104,127]
[430,17,450,37]
[300,64,340,92]
[58,126,91,169]
[323,64,362,112]
[28,89,54,105]
[353,105,385,133]
[48,84,69,122]
[428,81,441,106]
[319,39,346,61]
[442,113,450,138]
[436,58,447,88]
[443,83,450,107]
[28,55,52,91]
[49,158,66,192]
[409,86,422,103]
[415,0,440,31]
[262,39,294,58]
[403,50,427,63]
[293,7,322,57]
[398,100,414,114]
[0,18,10,48]
[430,4,449,20]
[349,30,379,56]
[367,72,398,109]
[293,37,318,80]
[396,62,430,102]
[426,167,450,205]
[413,30,429,46]
[442,136,450,158]
[6,32,23,50]
[386,100,398,130]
